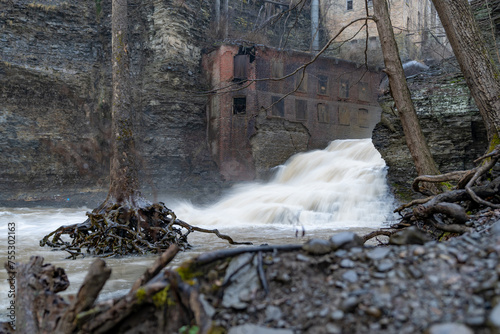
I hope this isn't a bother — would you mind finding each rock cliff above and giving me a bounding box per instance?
[372,63,488,202]
[0,0,220,206]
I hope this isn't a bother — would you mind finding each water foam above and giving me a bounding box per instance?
[173,139,394,230]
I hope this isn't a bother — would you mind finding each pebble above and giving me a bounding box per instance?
[303,239,333,255]
[340,259,356,268]
[488,303,500,329]
[376,260,394,272]
[427,323,474,334]
[491,220,500,235]
[365,306,382,318]
[265,305,282,322]
[341,296,360,312]
[319,307,330,317]
[342,270,359,283]
[413,246,426,256]
[330,310,344,321]
[329,232,364,250]
[228,324,294,334]
[325,323,341,334]
[296,254,311,262]
[367,247,391,260]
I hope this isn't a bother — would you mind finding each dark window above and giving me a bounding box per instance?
[233,97,246,115]
[234,55,248,81]
[317,104,329,123]
[296,72,308,92]
[318,75,328,95]
[339,106,350,125]
[295,99,307,121]
[347,0,353,10]
[340,80,350,98]
[272,96,285,117]
[358,108,369,128]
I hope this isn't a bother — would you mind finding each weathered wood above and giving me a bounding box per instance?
[15,256,70,333]
[129,244,179,292]
[57,259,111,333]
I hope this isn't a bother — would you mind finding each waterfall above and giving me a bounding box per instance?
[173,139,394,230]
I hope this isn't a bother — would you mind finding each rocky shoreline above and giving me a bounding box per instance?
[201,210,500,334]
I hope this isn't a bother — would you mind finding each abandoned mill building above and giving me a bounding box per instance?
[202,44,382,181]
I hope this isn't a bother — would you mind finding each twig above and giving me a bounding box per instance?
[174,219,253,245]
[257,251,269,295]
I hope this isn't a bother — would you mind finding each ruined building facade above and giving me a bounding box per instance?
[322,0,451,65]
[203,44,382,181]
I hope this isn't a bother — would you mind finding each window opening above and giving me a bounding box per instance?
[234,55,248,82]
[295,100,307,121]
[271,96,285,117]
[340,80,350,98]
[271,59,284,78]
[347,0,353,10]
[233,97,247,115]
[359,82,370,101]
[318,75,329,95]
[339,106,350,125]
[296,72,308,92]
[317,103,329,123]
[358,108,369,128]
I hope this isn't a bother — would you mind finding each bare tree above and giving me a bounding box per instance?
[373,0,441,190]
[106,0,142,209]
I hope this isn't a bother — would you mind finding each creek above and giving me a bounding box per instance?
[0,139,395,322]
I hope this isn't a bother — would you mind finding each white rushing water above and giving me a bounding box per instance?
[0,139,395,322]
[174,138,394,230]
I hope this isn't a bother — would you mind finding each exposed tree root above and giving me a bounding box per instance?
[394,145,500,237]
[40,201,251,259]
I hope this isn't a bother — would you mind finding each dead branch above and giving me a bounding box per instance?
[412,170,474,193]
[428,216,469,233]
[173,219,253,245]
[362,230,395,243]
[56,259,111,333]
[130,244,179,292]
[465,145,500,208]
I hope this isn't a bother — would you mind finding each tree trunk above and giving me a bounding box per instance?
[215,0,220,35]
[223,0,229,38]
[373,0,441,180]
[431,0,500,148]
[108,0,142,206]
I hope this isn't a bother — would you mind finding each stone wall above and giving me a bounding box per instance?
[372,65,488,201]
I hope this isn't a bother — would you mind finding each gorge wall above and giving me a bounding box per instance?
[0,0,496,207]
[372,63,489,201]
[0,0,220,206]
